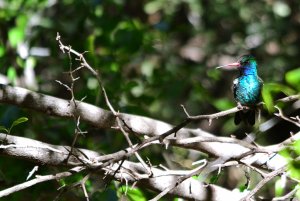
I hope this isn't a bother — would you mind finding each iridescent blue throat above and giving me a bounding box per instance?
[239,61,257,76]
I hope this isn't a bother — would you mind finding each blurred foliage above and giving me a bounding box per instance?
[0,0,300,200]
[117,185,146,201]
[0,116,28,134]
[262,82,295,112]
[279,140,300,200]
[285,67,300,91]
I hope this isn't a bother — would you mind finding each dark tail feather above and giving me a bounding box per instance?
[234,111,242,125]
[247,110,256,125]
[234,110,256,125]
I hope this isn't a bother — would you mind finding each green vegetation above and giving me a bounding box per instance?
[0,0,299,200]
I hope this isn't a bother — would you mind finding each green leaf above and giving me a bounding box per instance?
[274,178,284,197]
[117,186,146,201]
[8,27,25,48]
[209,173,221,184]
[296,185,300,199]
[279,148,292,161]
[58,179,66,186]
[293,139,300,156]
[262,83,295,112]
[17,57,25,68]
[285,68,300,90]
[239,184,247,192]
[87,34,95,55]
[192,175,198,180]
[0,45,5,58]
[213,98,235,110]
[9,117,28,133]
[110,62,119,72]
[288,160,300,180]
[16,15,28,29]
[0,126,9,134]
[7,66,17,83]
[7,15,27,48]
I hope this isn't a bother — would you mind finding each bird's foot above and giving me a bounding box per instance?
[237,102,243,110]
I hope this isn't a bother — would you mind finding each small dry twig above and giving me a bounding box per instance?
[274,105,300,127]
[0,166,84,198]
[240,165,287,201]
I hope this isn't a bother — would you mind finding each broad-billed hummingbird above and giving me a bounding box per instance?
[217,55,263,125]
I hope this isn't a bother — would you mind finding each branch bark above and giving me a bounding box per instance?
[0,85,296,170]
[0,84,299,199]
[0,133,245,200]
[0,84,211,138]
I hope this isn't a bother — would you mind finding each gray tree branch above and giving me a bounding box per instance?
[0,84,299,199]
[0,133,245,200]
[0,85,297,170]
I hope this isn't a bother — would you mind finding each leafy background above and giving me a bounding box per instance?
[0,0,299,200]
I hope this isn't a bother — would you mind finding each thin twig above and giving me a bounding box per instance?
[272,184,299,201]
[240,165,287,201]
[276,94,300,103]
[56,32,116,114]
[240,161,267,178]
[116,116,152,175]
[56,33,152,175]
[149,160,207,201]
[187,106,249,120]
[0,166,85,198]
[26,166,39,181]
[274,106,300,127]
[81,174,90,201]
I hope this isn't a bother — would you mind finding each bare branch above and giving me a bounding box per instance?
[1,83,297,142]
[26,166,39,181]
[188,106,247,121]
[117,116,152,175]
[272,184,299,201]
[56,34,153,175]
[240,165,287,201]
[1,85,299,170]
[0,84,195,137]
[0,129,297,200]
[0,78,298,199]
[149,160,207,201]
[0,133,247,200]
[0,166,84,198]
[56,32,116,114]
[276,94,300,103]
[274,105,300,127]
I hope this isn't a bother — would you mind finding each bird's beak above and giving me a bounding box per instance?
[216,62,241,69]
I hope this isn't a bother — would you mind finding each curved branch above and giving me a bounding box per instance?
[0,166,84,198]
[0,133,245,200]
[240,165,287,201]
[0,84,298,199]
[0,121,293,200]
[0,85,298,171]
[0,84,211,138]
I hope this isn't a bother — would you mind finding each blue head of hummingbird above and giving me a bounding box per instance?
[217,55,263,125]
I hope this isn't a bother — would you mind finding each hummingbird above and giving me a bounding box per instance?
[216,55,263,125]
